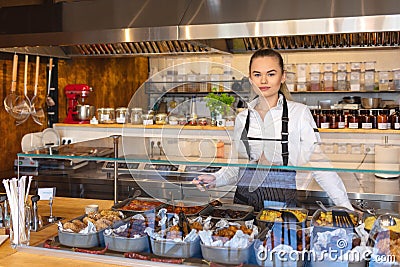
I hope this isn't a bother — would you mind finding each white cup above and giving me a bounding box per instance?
[85,204,99,214]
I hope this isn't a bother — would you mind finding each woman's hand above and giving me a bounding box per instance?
[192,174,216,191]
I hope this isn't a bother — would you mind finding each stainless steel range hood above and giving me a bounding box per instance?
[0,0,399,58]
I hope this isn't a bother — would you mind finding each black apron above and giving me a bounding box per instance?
[233,93,297,211]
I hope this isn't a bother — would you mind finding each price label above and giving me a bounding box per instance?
[38,187,56,200]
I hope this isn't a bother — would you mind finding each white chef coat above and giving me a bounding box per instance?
[214,95,353,210]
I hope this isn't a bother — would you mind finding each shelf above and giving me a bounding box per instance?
[17,136,400,175]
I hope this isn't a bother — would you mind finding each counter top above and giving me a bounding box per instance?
[54,123,400,134]
[54,123,234,131]
[0,197,155,267]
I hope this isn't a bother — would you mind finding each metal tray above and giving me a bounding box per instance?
[112,197,166,216]
[311,208,360,233]
[199,203,254,221]
[164,200,209,216]
[201,241,254,265]
[58,214,123,248]
[104,234,150,253]
[150,235,202,259]
[256,207,309,229]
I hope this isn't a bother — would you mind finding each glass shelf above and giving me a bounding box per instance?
[17,136,400,175]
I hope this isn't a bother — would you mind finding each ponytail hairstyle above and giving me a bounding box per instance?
[249,49,293,101]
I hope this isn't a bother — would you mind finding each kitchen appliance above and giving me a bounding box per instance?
[64,84,93,124]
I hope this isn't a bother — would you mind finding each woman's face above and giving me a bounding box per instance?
[249,56,286,99]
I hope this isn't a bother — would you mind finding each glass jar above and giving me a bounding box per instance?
[329,110,338,129]
[168,115,178,125]
[360,110,372,129]
[224,115,235,127]
[115,107,128,124]
[177,116,187,125]
[350,70,361,91]
[347,110,359,129]
[336,71,347,91]
[142,113,154,125]
[377,110,388,130]
[379,71,390,91]
[390,108,400,129]
[323,72,334,91]
[97,108,115,124]
[310,72,321,91]
[198,117,208,126]
[320,110,330,129]
[394,68,400,91]
[364,70,375,91]
[155,113,167,125]
[131,108,143,125]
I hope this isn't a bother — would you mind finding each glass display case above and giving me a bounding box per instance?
[11,134,400,266]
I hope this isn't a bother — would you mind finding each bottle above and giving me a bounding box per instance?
[337,110,345,129]
[385,109,391,129]
[390,108,400,130]
[377,110,388,130]
[320,110,330,129]
[361,110,372,129]
[347,110,359,129]
[313,109,321,128]
[371,110,378,129]
[329,110,338,129]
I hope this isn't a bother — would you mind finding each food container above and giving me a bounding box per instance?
[75,105,95,121]
[198,117,208,126]
[199,203,254,221]
[112,197,165,216]
[323,72,334,91]
[256,207,309,229]
[58,214,123,248]
[104,234,149,253]
[361,97,381,109]
[350,71,361,91]
[201,240,253,264]
[337,71,348,91]
[97,108,115,123]
[337,63,347,72]
[351,62,362,70]
[366,213,400,266]
[155,113,168,125]
[130,108,143,125]
[364,70,376,91]
[150,235,202,258]
[311,208,360,233]
[394,68,400,90]
[103,218,152,252]
[296,64,307,83]
[310,73,321,91]
[177,116,187,125]
[254,238,304,267]
[378,71,390,91]
[168,115,178,125]
[310,63,321,73]
[142,113,154,125]
[58,228,106,248]
[115,107,128,124]
[224,115,235,127]
[164,200,208,216]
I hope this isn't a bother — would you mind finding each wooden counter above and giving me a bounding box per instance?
[0,197,135,267]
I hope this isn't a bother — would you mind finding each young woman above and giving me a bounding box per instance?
[193,48,352,211]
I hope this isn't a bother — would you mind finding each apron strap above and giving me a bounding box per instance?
[241,92,289,166]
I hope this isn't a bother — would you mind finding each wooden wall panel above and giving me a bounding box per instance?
[0,55,148,172]
[57,57,149,122]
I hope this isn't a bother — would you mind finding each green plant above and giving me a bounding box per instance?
[205,92,235,115]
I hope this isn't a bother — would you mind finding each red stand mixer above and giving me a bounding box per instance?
[64,84,94,124]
